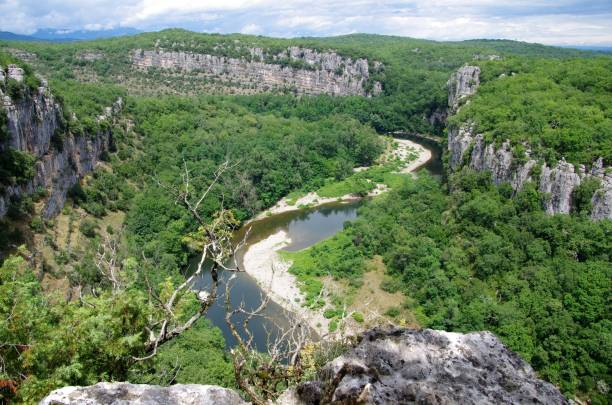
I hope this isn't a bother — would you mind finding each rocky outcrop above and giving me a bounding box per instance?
[39,383,247,405]
[446,66,611,219]
[284,327,567,404]
[447,65,480,113]
[40,328,566,405]
[0,66,120,219]
[131,46,382,97]
[590,158,612,219]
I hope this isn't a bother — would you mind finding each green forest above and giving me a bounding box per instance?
[285,172,610,402]
[0,29,610,404]
[449,57,612,165]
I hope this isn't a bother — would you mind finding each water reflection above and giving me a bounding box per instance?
[190,136,440,350]
[191,200,362,350]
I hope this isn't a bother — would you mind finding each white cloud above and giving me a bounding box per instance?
[240,23,263,35]
[0,0,610,45]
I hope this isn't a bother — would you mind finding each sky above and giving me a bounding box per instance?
[1,0,611,46]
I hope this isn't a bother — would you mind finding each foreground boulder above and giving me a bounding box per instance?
[39,382,247,405]
[285,327,568,404]
[40,328,568,405]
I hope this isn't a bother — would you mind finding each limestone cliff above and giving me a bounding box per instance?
[40,328,567,405]
[0,65,120,219]
[446,65,611,219]
[131,46,382,97]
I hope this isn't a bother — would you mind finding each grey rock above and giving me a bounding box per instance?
[7,64,24,82]
[447,65,480,112]
[446,66,611,219]
[0,79,120,219]
[77,51,105,61]
[539,159,581,215]
[447,125,474,170]
[591,174,612,220]
[295,327,568,405]
[0,66,4,82]
[131,47,382,97]
[39,382,247,405]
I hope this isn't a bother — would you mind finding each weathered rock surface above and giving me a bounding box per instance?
[39,382,247,405]
[131,46,382,97]
[447,65,480,112]
[0,67,119,219]
[289,327,568,405]
[446,65,611,219]
[40,328,567,405]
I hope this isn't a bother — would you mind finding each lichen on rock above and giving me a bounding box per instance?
[39,382,247,405]
[287,327,568,404]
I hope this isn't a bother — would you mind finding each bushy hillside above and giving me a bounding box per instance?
[1,30,595,135]
[449,57,612,165]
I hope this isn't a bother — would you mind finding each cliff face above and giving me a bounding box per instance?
[131,46,382,97]
[0,65,120,219]
[447,65,480,113]
[40,328,567,405]
[446,66,611,220]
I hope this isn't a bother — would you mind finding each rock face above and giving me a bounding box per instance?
[446,65,611,219]
[0,67,119,219]
[447,65,480,113]
[289,327,568,405]
[40,328,567,405]
[39,382,247,405]
[132,46,382,97]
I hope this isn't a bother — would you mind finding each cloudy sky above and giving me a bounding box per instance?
[1,0,611,46]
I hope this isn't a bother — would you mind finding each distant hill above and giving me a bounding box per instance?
[0,27,141,42]
[561,45,612,53]
[0,31,41,41]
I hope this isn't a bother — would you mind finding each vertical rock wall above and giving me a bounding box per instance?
[131,46,382,96]
[0,65,119,219]
[446,65,611,219]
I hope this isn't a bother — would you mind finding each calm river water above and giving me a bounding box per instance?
[191,136,441,350]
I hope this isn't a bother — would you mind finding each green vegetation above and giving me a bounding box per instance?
[0,51,41,93]
[1,30,593,136]
[135,319,235,387]
[286,172,610,401]
[449,57,612,165]
[113,98,382,290]
[0,30,610,403]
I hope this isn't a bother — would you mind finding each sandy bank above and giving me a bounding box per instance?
[242,137,433,339]
[241,230,330,336]
[392,138,432,174]
[252,137,429,221]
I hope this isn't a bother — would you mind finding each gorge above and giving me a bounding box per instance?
[0,29,609,405]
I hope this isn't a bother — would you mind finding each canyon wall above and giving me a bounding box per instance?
[447,65,611,220]
[0,65,120,219]
[131,46,382,96]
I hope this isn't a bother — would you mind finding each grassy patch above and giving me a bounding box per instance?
[280,231,365,308]
[285,190,307,206]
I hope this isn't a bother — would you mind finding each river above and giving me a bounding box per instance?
[191,136,442,350]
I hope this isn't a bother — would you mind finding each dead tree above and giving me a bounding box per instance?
[224,264,310,405]
[130,160,248,359]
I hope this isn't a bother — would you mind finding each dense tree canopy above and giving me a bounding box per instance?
[449,57,612,165]
[289,172,611,402]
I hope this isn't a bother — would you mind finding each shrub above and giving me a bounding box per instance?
[328,319,339,333]
[0,149,36,185]
[30,216,44,232]
[384,307,401,318]
[79,218,98,238]
[351,312,364,323]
